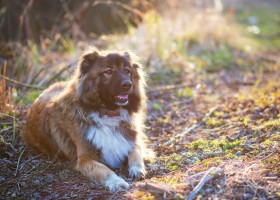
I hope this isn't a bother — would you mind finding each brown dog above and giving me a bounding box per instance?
[21,48,153,192]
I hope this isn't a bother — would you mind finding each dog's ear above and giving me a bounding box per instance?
[132,63,140,69]
[79,49,100,75]
[123,51,131,61]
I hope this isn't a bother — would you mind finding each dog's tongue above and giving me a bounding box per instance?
[117,95,128,99]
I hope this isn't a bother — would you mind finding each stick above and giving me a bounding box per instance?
[162,107,218,146]
[92,0,144,18]
[19,154,42,171]
[0,112,19,121]
[18,0,34,40]
[44,63,72,86]
[147,82,193,94]
[0,74,42,89]
[137,181,174,195]
[14,147,26,177]
[186,167,222,200]
[0,137,71,186]
[0,135,17,152]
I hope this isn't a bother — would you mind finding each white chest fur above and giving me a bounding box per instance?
[85,109,134,168]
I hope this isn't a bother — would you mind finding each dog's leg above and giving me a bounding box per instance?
[76,151,129,192]
[128,146,146,178]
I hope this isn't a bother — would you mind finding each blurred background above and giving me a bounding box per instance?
[0,0,279,89]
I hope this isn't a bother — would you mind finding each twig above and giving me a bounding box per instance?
[92,0,144,18]
[18,0,34,40]
[0,136,17,152]
[14,147,26,177]
[0,151,59,186]
[148,82,193,95]
[162,107,218,146]
[0,73,42,89]
[109,188,122,200]
[60,0,78,26]
[0,112,19,121]
[0,127,13,134]
[44,63,73,86]
[137,181,174,196]
[187,167,222,200]
[0,137,71,186]
[259,148,279,160]
[12,111,16,146]
[19,154,42,171]
[165,98,193,110]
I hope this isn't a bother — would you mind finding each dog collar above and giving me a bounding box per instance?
[99,108,120,117]
[75,106,131,129]
[76,106,99,127]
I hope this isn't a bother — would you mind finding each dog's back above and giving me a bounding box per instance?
[21,82,67,155]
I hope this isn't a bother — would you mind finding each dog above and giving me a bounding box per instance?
[21,48,153,192]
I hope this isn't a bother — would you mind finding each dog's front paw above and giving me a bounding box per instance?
[129,164,146,178]
[104,173,129,192]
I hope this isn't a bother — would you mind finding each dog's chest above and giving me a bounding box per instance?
[85,109,134,168]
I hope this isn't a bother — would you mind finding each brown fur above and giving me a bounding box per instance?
[21,48,152,191]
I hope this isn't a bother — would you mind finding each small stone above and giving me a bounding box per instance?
[32,191,41,198]
[45,173,54,183]
[70,193,78,197]
[11,192,17,197]
[19,181,27,187]
[62,193,70,198]
[242,193,253,200]
[205,187,214,193]
[32,179,41,186]
[236,151,242,156]
[0,176,5,183]
[147,164,160,170]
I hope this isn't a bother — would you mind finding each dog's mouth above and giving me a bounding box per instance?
[114,95,129,106]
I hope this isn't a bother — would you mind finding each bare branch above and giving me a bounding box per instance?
[0,73,42,89]
[187,167,223,200]
[92,0,144,18]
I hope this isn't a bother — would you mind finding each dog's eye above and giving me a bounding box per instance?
[104,70,113,75]
[124,69,131,75]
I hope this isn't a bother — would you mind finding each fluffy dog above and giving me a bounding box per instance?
[21,48,152,192]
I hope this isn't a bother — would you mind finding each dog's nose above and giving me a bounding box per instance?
[121,80,132,90]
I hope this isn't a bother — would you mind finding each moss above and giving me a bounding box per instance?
[263,119,280,128]
[262,155,279,166]
[176,87,193,98]
[270,134,280,141]
[152,174,183,186]
[187,137,247,163]
[239,116,251,126]
[276,192,280,198]
[260,139,273,147]
[133,192,155,200]
[224,151,237,159]
[249,149,259,155]
[164,153,184,171]
[205,117,225,128]
[152,101,163,111]
[201,157,222,168]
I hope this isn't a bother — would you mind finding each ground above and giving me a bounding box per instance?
[0,1,279,199]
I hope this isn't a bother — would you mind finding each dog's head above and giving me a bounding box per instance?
[75,48,146,113]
